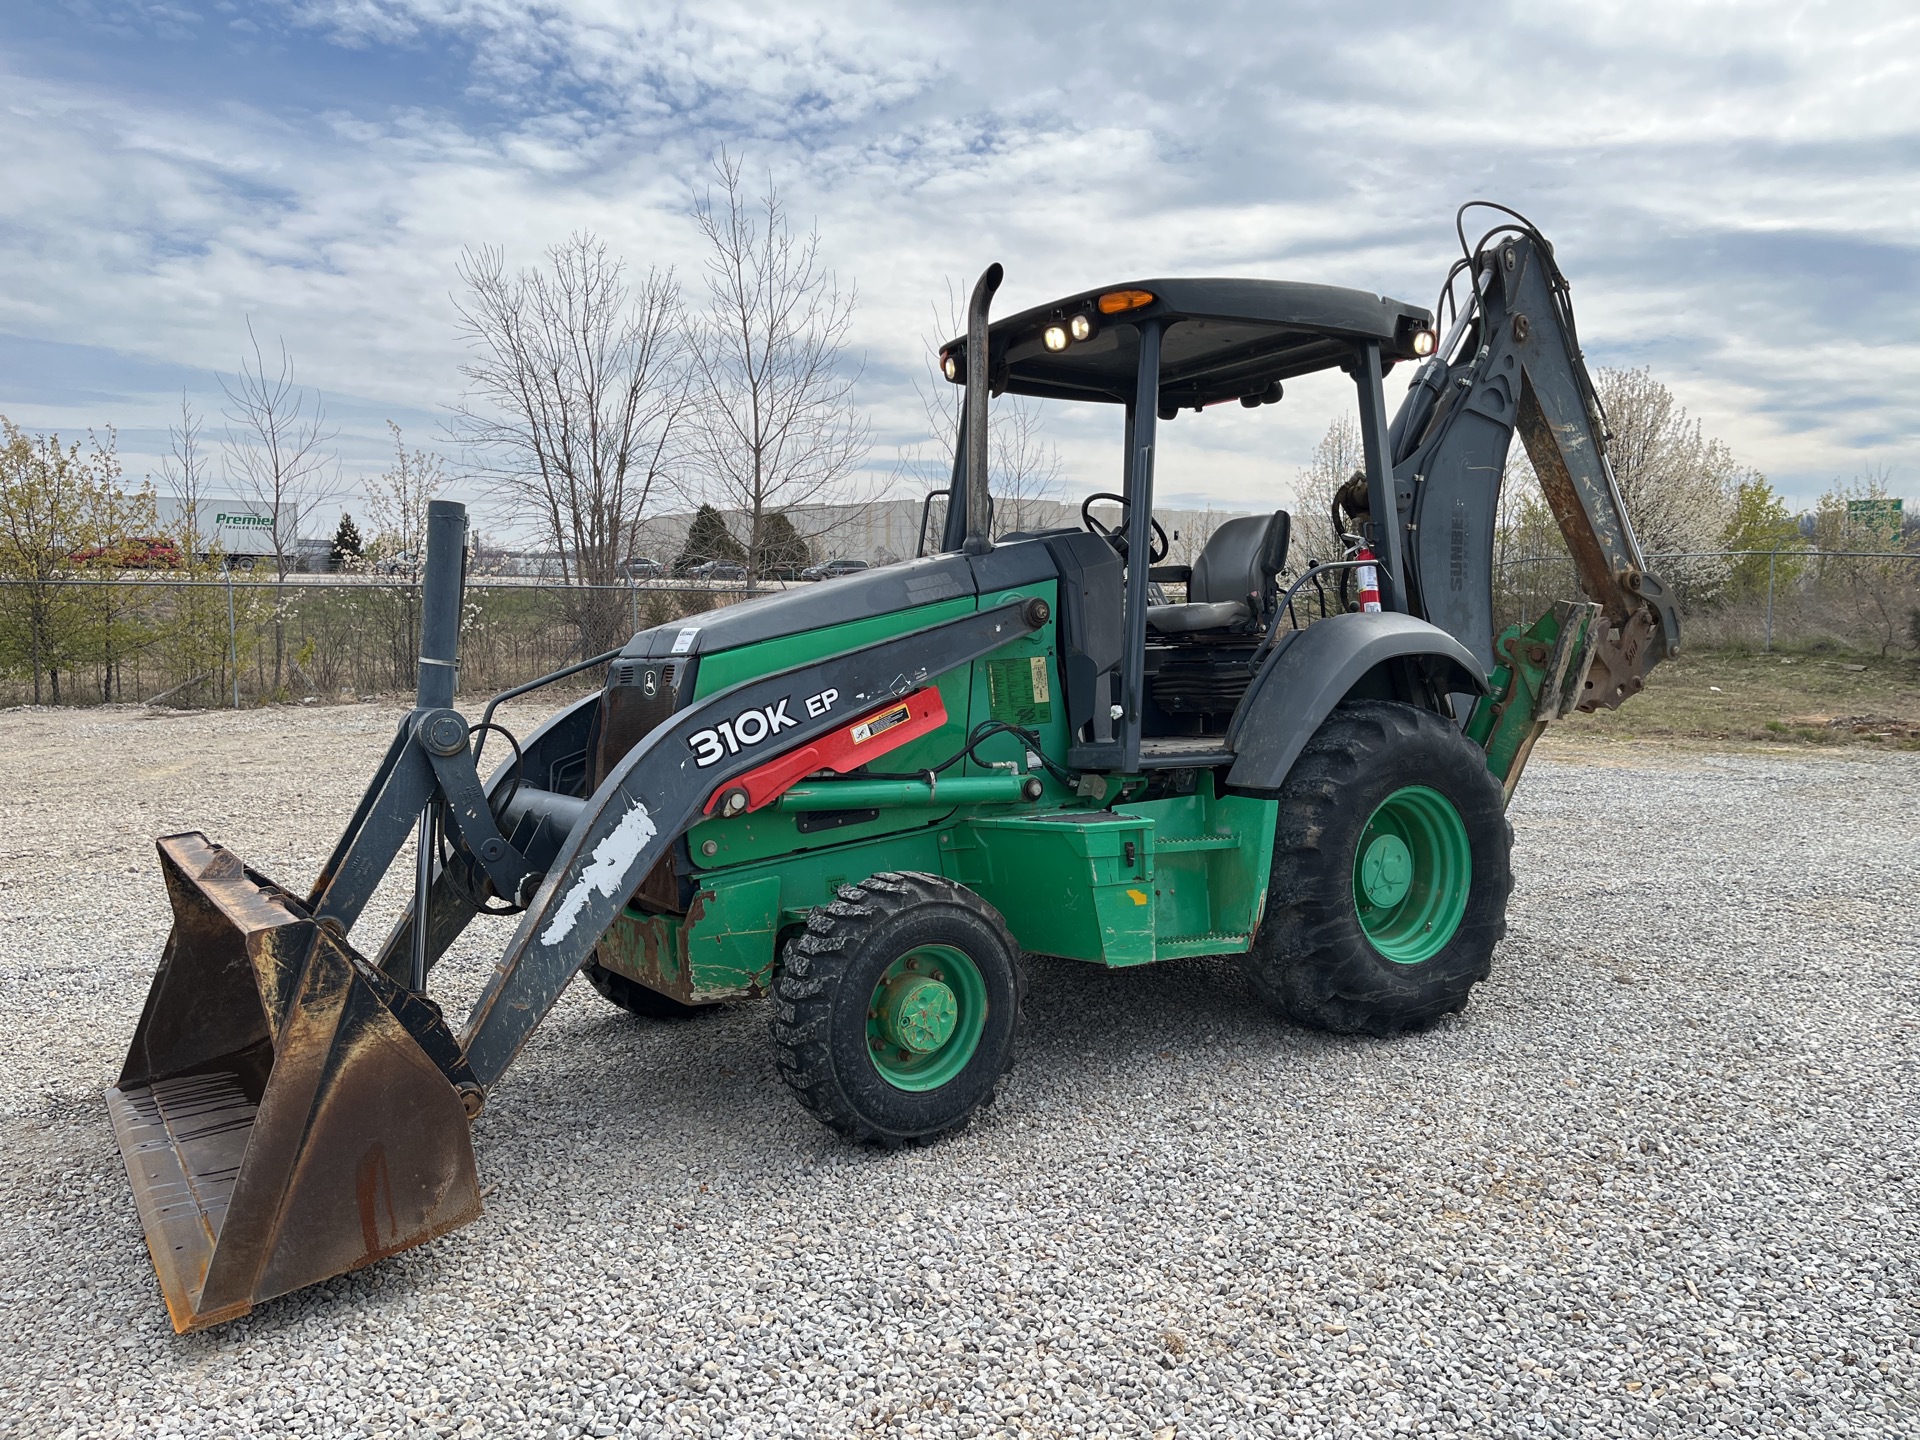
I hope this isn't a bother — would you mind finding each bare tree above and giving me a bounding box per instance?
[1291,414,1364,564]
[157,393,214,565]
[364,421,448,576]
[452,234,688,652]
[154,394,235,700]
[221,323,337,691]
[683,153,870,584]
[358,422,450,690]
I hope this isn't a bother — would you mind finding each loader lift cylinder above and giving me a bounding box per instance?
[411,500,467,990]
[417,499,468,710]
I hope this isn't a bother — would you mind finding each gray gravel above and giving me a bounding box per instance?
[0,702,1915,1439]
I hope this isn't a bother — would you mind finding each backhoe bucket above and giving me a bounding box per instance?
[107,832,482,1333]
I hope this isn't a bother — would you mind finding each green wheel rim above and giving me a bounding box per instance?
[865,944,987,1092]
[1352,785,1472,965]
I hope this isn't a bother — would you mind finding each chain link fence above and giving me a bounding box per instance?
[1495,548,1920,657]
[0,575,755,708]
[1,547,1914,709]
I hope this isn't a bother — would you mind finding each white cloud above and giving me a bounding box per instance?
[0,0,1915,524]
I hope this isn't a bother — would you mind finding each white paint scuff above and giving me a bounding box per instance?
[539,799,659,947]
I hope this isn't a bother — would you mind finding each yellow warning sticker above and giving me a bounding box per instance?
[1126,888,1150,906]
[852,703,910,745]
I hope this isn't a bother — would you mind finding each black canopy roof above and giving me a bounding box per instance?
[942,278,1434,410]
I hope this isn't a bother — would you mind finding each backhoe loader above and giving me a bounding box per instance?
[108,205,1677,1331]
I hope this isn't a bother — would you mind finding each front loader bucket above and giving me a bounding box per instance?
[106,833,482,1333]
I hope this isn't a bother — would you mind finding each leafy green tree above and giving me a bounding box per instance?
[72,451,161,700]
[1719,471,1806,599]
[674,504,746,574]
[0,419,118,702]
[331,512,364,569]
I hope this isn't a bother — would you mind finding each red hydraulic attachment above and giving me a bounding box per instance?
[704,687,948,818]
[1355,546,1382,613]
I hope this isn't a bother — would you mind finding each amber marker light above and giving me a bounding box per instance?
[1096,289,1155,315]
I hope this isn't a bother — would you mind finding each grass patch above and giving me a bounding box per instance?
[1555,648,1920,749]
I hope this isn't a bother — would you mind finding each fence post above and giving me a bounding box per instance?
[1763,548,1778,653]
[225,568,240,709]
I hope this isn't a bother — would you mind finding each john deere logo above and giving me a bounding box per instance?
[214,512,273,529]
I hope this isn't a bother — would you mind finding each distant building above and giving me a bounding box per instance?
[628,498,1256,569]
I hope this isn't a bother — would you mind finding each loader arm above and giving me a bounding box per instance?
[1387,212,1680,707]
[456,596,1045,1088]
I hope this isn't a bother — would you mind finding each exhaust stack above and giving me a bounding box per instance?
[962,262,1002,556]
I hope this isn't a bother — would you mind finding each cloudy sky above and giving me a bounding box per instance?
[1,0,1915,534]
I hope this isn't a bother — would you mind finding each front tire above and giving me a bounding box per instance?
[769,872,1025,1145]
[1241,700,1512,1036]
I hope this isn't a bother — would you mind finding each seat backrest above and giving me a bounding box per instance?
[1189,511,1291,609]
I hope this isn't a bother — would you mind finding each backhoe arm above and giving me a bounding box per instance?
[1388,220,1681,710]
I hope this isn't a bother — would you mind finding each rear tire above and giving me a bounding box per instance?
[582,960,714,1022]
[769,872,1025,1146]
[1241,700,1512,1036]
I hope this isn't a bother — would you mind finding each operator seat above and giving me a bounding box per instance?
[1146,511,1291,635]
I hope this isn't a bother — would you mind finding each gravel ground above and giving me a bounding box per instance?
[0,702,1915,1439]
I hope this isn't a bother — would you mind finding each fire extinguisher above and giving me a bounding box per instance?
[1355,546,1382,613]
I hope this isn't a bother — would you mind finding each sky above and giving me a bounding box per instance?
[0,0,1915,539]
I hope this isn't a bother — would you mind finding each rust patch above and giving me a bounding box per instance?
[356,1142,396,1259]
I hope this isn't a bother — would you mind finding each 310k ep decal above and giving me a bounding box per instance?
[687,689,839,768]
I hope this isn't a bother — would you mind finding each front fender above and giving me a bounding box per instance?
[1224,612,1488,797]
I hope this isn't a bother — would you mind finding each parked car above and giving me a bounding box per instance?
[68,536,185,571]
[621,555,663,579]
[763,561,804,581]
[689,559,747,581]
[801,558,869,581]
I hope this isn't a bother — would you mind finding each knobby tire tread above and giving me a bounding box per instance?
[1242,701,1513,1037]
[769,871,1026,1147]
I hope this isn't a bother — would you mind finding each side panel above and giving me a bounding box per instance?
[967,812,1158,966]
[684,598,978,867]
[605,583,1068,999]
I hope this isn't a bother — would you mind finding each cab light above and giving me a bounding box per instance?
[1069,313,1095,341]
[1096,289,1155,315]
[1042,324,1070,352]
[940,350,959,381]
[1410,328,1437,357]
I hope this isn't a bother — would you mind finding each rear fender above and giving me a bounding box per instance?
[1224,612,1487,798]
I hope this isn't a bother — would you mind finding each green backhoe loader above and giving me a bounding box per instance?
[108,205,1676,1331]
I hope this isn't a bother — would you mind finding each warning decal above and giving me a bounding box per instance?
[986,656,1053,726]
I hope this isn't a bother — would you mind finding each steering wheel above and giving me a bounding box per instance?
[1081,492,1170,564]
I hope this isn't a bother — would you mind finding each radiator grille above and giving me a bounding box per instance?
[594,661,679,787]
